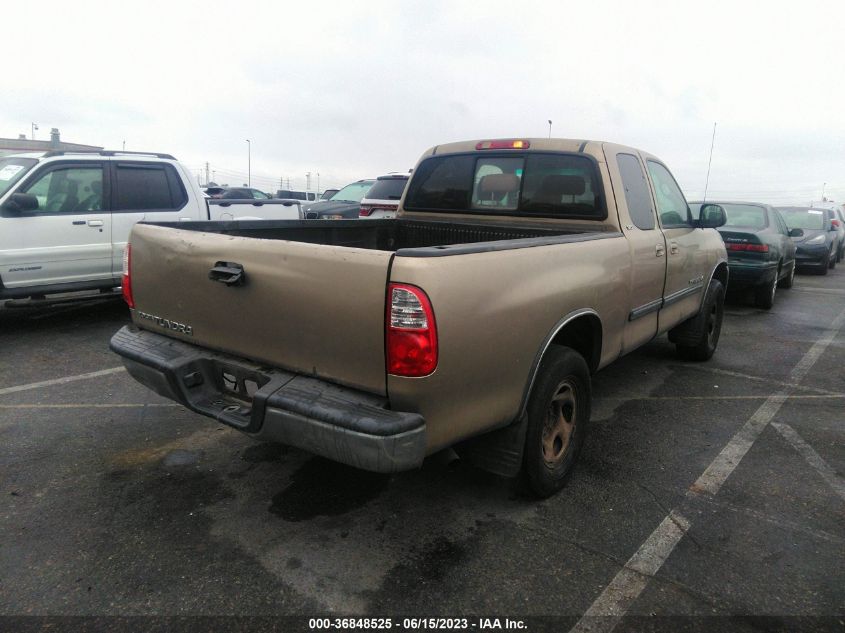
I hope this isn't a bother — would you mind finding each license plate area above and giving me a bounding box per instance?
[177,358,294,432]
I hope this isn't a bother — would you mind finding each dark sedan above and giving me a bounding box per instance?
[690,201,796,309]
[777,206,841,275]
[303,179,375,219]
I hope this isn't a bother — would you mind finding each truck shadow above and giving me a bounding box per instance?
[0,295,129,331]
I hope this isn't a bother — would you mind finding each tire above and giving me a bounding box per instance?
[754,274,777,309]
[521,347,591,498]
[669,279,725,361]
[829,249,836,269]
[818,252,830,275]
[778,262,795,289]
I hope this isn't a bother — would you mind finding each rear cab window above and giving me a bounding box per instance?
[404,152,606,220]
[365,177,408,201]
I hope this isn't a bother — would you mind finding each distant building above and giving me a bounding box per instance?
[0,128,102,157]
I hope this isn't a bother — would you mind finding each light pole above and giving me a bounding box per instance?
[31,122,38,140]
[548,120,552,139]
[246,139,251,187]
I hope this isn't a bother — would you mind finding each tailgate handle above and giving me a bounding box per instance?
[209,261,246,286]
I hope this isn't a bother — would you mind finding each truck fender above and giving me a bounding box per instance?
[460,309,602,478]
[700,260,729,312]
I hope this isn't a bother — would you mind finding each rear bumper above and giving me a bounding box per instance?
[110,326,426,473]
[795,244,829,267]
[726,260,778,286]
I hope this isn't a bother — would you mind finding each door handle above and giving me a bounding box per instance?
[208,261,246,286]
[87,220,104,227]
[72,220,85,225]
[655,244,665,257]
[669,241,679,255]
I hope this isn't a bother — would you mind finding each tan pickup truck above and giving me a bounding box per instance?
[110,138,728,497]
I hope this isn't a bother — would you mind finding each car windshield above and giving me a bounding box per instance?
[0,157,37,198]
[719,204,767,229]
[777,207,826,230]
[365,177,408,201]
[330,181,374,202]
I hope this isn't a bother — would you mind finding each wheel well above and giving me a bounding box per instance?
[712,262,728,288]
[548,314,602,373]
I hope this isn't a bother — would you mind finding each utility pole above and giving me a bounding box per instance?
[205,162,210,186]
[122,140,125,151]
[306,172,312,192]
[317,172,320,194]
[246,139,251,187]
[548,120,552,138]
[31,122,38,140]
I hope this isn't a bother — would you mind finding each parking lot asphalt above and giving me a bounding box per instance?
[0,268,843,633]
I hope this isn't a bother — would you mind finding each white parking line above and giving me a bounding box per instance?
[0,367,125,397]
[670,365,841,396]
[570,305,845,633]
[772,422,845,502]
[0,403,179,409]
[595,394,845,401]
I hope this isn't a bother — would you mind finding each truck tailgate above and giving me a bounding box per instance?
[128,224,391,395]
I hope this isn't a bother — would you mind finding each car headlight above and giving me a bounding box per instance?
[805,234,826,245]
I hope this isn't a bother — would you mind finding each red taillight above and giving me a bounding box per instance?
[475,139,530,150]
[833,219,841,228]
[121,244,135,308]
[359,206,373,217]
[386,283,437,377]
[725,243,768,252]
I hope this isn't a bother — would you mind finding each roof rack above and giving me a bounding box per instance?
[42,150,177,159]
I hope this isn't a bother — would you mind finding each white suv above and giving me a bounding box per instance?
[358,173,409,219]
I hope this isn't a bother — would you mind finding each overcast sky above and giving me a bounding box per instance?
[4,0,844,202]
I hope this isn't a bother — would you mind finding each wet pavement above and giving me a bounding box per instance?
[0,267,843,632]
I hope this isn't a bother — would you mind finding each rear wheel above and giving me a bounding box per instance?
[522,347,590,498]
[670,279,725,361]
[754,273,777,309]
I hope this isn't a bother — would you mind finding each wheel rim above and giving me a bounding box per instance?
[770,277,777,302]
[706,301,719,345]
[542,379,577,466]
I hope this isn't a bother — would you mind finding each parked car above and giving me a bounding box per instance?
[112,137,728,498]
[777,206,841,274]
[689,201,796,309]
[0,150,302,300]
[275,189,317,202]
[303,179,375,219]
[221,187,272,200]
[810,201,845,262]
[359,173,410,219]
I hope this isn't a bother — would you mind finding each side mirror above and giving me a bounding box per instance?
[698,203,726,228]
[788,228,804,238]
[1,192,39,213]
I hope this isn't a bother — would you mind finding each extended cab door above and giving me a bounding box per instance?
[109,160,196,278]
[0,161,112,290]
[606,149,667,353]
[645,160,708,332]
